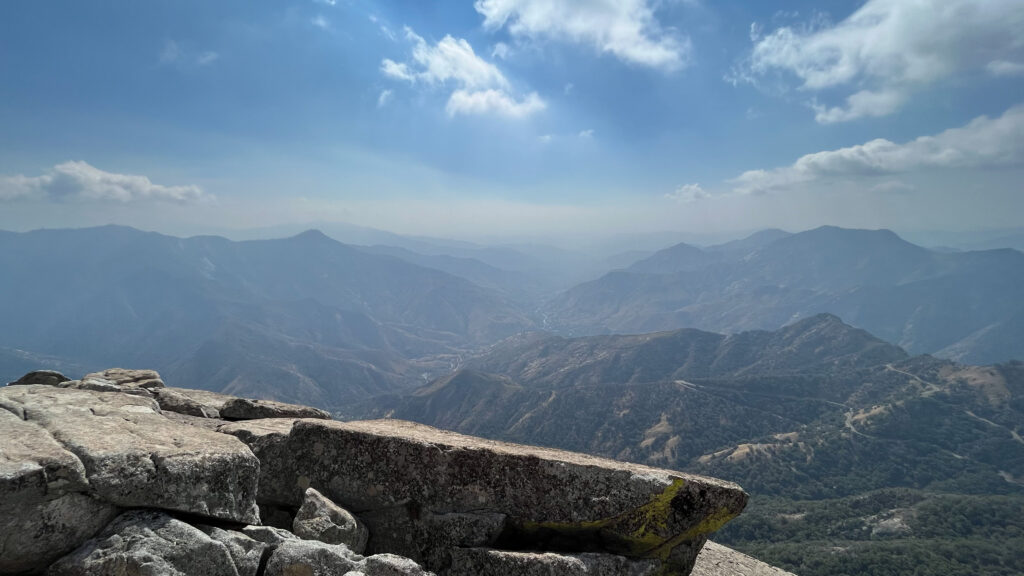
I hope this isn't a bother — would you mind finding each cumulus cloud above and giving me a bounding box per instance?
[446,89,545,117]
[380,27,544,118]
[665,183,708,203]
[733,0,1024,122]
[730,104,1024,194]
[474,0,689,71]
[0,161,208,203]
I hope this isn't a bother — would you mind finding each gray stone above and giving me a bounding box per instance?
[7,369,70,387]
[47,510,242,576]
[221,418,747,575]
[447,548,661,576]
[201,526,269,576]
[0,408,119,574]
[82,367,164,389]
[264,540,433,576]
[0,384,260,524]
[220,396,331,420]
[691,541,797,576]
[294,487,369,553]
[154,386,230,418]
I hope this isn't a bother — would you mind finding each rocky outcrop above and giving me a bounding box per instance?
[294,487,370,553]
[48,510,245,576]
[1,368,785,576]
[0,385,260,523]
[221,418,748,575]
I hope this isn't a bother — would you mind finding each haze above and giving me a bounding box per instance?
[2,0,1023,242]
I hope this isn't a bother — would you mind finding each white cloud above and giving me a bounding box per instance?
[492,42,512,60]
[0,161,209,203]
[665,183,708,203]
[380,27,544,118]
[988,60,1024,77]
[315,0,336,5]
[564,82,574,95]
[159,40,218,69]
[538,134,553,143]
[446,89,545,118]
[404,29,508,89]
[380,59,415,82]
[377,89,393,108]
[730,104,1024,194]
[311,15,330,30]
[474,0,689,71]
[578,129,594,138]
[734,0,1024,122]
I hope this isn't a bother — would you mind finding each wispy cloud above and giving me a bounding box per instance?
[159,40,218,69]
[0,161,209,203]
[380,27,544,118]
[475,0,690,71]
[578,129,595,138]
[311,15,330,30]
[731,0,1024,123]
[730,104,1024,194]
[377,89,393,108]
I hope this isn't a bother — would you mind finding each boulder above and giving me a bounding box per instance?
[47,510,243,576]
[447,548,661,576]
[0,384,260,524]
[153,386,234,418]
[691,541,797,576]
[0,409,118,574]
[220,397,332,420]
[7,369,70,386]
[221,418,748,575]
[294,487,369,553]
[82,367,164,389]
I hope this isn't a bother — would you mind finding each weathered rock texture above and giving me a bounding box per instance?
[691,542,796,576]
[1,368,781,576]
[0,385,260,524]
[222,418,748,575]
[294,487,370,553]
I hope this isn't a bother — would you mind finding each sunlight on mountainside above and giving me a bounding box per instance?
[2,1,1023,575]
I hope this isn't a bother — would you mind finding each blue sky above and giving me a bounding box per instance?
[1,0,1023,240]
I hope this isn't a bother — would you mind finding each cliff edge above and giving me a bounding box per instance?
[0,368,793,576]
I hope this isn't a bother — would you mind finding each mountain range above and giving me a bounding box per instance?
[363,314,1024,576]
[0,225,535,408]
[546,226,1024,364]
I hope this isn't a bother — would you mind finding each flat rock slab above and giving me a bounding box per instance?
[691,542,797,576]
[0,384,260,524]
[0,409,118,574]
[222,418,747,574]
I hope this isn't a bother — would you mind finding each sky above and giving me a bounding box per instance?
[1,0,1023,242]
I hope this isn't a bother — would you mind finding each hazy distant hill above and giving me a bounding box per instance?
[547,226,1024,364]
[363,315,1024,576]
[0,226,536,407]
